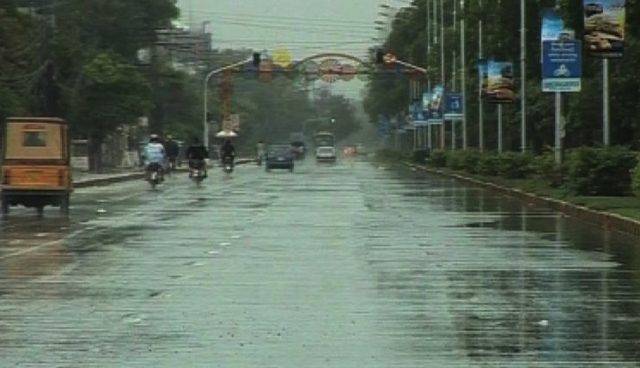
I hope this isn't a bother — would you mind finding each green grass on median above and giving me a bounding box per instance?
[433,167,640,222]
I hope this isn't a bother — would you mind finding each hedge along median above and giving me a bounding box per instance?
[407,146,640,238]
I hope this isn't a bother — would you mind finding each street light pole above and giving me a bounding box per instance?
[426,0,431,151]
[520,0,527,153]
[440,0,446,150]
[603,59,610,146]
[461,0,467,150]
[478,0,484,152]
[203,58,252,148]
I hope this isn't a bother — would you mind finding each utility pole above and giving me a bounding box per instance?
[461,0,467,150]
[440,0,446,150]
[520,0,527,153]
[603,59,610,146]
[555,92,562,163]
[498,105,503,153]
[426,0,431,151]
[478,0,484,152]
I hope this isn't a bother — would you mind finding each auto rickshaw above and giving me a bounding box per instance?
[1,118,72,215]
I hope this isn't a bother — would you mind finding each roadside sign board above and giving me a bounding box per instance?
[428,86,444,124]
[486,61,516,104]
[542,40,582,92]
[444,93,463,120]
[410,101,428,126]
[583,0,625,58]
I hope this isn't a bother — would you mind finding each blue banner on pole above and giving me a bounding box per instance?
[542,40,582,92]
[428,86,444,124]
[444,93,463,120]
[410,101,428,126]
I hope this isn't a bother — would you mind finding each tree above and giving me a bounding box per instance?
[72,53,151,172]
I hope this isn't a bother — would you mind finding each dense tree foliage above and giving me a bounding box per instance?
[0,1,367,169]
[364,0,640,152]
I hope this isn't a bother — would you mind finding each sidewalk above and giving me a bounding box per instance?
[73,170,144,189]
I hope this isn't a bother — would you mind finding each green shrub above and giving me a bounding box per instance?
[532,152,565,187]
[446,150,481,172]
[497,152,534,179]
[630,158,640,197]
[375,149,406,162]
[566,146,637,196]
[429,150,447,167]
[412,149,429,164]
[477,153,501,176]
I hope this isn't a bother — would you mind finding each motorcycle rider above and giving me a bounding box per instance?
[256,140,266,165]
[164,134,180,171]
[142,134,167,181]
[186,137,208,178]
[220,139,236,166]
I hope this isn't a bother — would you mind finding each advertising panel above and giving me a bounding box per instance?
[486,61,516,104]
[428,86,444,124]
[542,40,582,92]
[444,93,463,120]
[583,0,625,57]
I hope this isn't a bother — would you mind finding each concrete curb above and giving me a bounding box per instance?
[73,173,145,189]
[408,163,640,238]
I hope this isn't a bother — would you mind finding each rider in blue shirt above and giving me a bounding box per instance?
[142,134,168,178]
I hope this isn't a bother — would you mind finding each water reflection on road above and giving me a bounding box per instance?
[0,160,639,367]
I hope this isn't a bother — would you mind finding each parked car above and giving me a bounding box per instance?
[266,145,294,172]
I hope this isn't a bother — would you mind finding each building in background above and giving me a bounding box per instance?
[153,22,213,74]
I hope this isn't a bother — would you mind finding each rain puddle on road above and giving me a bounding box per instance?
[0,161,639,367]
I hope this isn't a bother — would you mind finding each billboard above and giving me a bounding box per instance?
[583,0,625,58]
[409,101,428,126]
[486,61,516,104]
[428,86,444,124]
[542,40,582,92]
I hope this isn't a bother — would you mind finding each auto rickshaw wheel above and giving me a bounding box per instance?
[59,193,70,215]
[1,194,8,215]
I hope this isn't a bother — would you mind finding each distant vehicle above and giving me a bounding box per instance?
[314,132,336,162]
[343,145,357,157]
[266,145,294,172]
[584,3,604,17]
[316,146,337,162]
[290,141,306,160]
[314,131,335,147]
[1,117,72,215]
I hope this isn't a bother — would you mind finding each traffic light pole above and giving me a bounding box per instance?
[202,58,254,148]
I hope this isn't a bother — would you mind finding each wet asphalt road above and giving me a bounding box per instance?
[1,158,640,367]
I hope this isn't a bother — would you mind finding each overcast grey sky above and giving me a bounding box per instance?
[176,0,385,60]
[176,0,410,98]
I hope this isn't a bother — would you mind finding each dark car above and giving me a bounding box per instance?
[266,145,294,172]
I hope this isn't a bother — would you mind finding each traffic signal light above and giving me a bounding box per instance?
[253,53,261,67]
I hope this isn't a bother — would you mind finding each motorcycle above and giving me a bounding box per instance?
[256,153,265,166]
[189,159,207,186]
[146,163,164,189]
[222,155,234,174]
